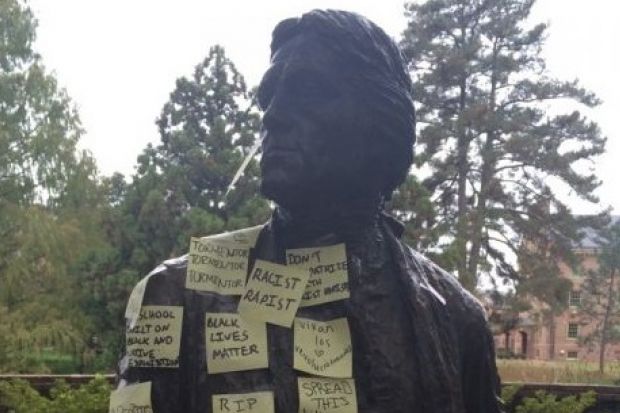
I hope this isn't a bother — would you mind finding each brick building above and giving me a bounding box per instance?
[493,216,620,361]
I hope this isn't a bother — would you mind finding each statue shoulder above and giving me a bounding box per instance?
[403,245,487,323]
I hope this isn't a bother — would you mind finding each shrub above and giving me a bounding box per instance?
[515,390,596,413]
[0,376,110,413]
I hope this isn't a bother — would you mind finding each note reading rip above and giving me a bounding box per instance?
[205,313,268,374]
[294,317,352,378]
[212,391,274,413]
[109,381,153,413]
[298,377,357,413]
[238,260,309,327]
[286,244,349,307]
[127,305,183,368]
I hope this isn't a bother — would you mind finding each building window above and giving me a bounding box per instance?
[568,323,579,339]
[569,290,581,307]
[567,351,579,360]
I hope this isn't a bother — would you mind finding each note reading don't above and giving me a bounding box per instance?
[294,317,352,378]
[213,391,274,413]
[127,305,183,368]
[286,244,349,307]
[205,313,268,374]
[109,381,152,413]
[298,377,357,413]
[238,260,308,327]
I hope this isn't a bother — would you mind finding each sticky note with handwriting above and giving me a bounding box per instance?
[294,317,352,378]
[298,377,357,413]
[207,225,263,247]
[205,313,268,374]
[127,305,183,368]
[109,381,152,413]
[286,244,349,307]
[186,237,250,295]
[212,391,274,413]
[238,260,309,327]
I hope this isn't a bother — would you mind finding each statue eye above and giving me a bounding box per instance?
[292,71,338,103]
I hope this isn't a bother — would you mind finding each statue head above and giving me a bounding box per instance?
[258,9,415,210]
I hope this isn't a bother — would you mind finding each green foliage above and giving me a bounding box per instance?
[401,0,606,292]
[0,376,111,413]
[514,390,596,413]
[501,384,522,405]
[580,219,620,373]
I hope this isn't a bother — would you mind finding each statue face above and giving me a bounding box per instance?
[257,34,371,209]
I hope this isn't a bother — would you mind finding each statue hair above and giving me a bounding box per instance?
[270,9,416,198]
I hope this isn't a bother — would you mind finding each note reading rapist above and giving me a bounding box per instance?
[298,377,357,413]
[286,244,349,307]
[127,305,183,368]
[212,391,274,413]
[109,381,152,413]
[238,260,309,327]
[205,313,268,374]
[294,317,352,378]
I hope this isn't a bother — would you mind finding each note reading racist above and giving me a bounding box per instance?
[213,391,274,413]
[109,381,153,413]
[238,260,309,327]
[294,317,352,378]
[298,378,357,413]
[186,237,250,295]
[286,244,349,307]
[205,313,268,374]
[127,305,183,368]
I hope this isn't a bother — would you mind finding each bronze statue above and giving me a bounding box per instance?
[115,9,502,413]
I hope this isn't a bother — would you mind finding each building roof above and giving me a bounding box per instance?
[575,215,620,250]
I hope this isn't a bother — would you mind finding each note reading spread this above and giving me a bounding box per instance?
[212,391,275,413]
[127,305,183,368]
[298,377,357,413]
[286,244,349,307]
[109,381,153,413]
[294,317,352,378]
[205,313,269,374]
[238,259,309,327]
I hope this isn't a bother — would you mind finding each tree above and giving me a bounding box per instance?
[118,45,270,276]
[0,0,109,372]
[400,0,606,291]
[581,220,620,373]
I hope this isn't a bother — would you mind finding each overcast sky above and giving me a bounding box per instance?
[27,0,620,214]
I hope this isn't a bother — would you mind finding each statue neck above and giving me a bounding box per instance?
[272,194,384,247]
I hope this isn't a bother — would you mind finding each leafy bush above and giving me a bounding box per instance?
[0,376,110,413]
[515,390,596,413]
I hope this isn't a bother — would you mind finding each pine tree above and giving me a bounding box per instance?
[401,0,606,291]
[581,220,620,373]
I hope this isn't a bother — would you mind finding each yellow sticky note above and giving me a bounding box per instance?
[294,318,352,378]
[238,260,309,327]
[207,225,263,247]
[127,305,183,368]
[109,381,153,413]
[286,244,349,307]
[205,313,268,374]
[298,378,357,413]
[186,237,250,294]
[213,391,274,413]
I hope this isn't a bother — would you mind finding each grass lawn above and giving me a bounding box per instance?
[498,359,620,385]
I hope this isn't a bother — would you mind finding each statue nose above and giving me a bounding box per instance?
[262,94,293,137]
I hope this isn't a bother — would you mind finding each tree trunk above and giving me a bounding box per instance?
[467,42,499,282]
[456,73,472,290]
[548,314,556,360]
[599,269,616,374]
